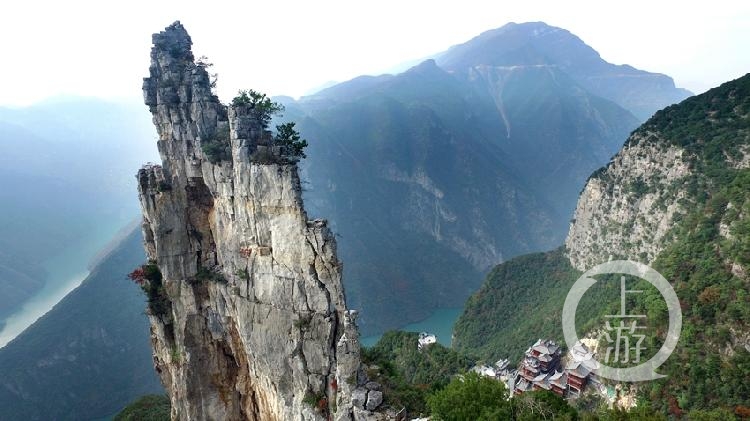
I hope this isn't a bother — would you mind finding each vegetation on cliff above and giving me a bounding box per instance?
[231,89,284,125]
[415,369,665,420]
[366,331,473,386]
[361,331,473,415]
[201,123,231,163]
[114,395,170,421]
[453,74,750,417]
[426,372,512,420]
[453,248,583,361]
[128,261,171,320]
[275,122,308,159]
[635,73,750,172]
[201,89,307,163]
[641,170,750,416]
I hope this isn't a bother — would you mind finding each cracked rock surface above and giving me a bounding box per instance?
[137,22,382,421]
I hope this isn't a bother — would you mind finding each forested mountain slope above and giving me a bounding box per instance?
[0,229,162,420]
[285,22,674,332]
[455,73,750,416]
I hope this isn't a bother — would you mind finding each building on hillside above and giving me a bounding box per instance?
[519,354,541,382]
[514,339,562,395]
[471,364,497,378]
[494,358,516,381]
[495,358,510,374]
[417,332,437,350]
[565,341,600,397]
[513,377,531,396]
[549,370,568,397]
[532,372,553,392]
[506,339,602,399]
[566,361,590,397]
[530,339,561,372]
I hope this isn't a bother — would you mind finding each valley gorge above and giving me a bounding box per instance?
[288,21,689,334]
[0,19,702,421]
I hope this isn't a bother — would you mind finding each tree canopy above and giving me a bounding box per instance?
[231,89,284,127]
[427,372,511,421]
[274,122,308,159]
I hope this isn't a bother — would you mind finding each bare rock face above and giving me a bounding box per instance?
[137,22,377,420]
[565,132,691,270]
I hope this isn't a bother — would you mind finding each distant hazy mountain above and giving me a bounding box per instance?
[0,21,694,416]
[0,228,162,420]
[437,22,692,120]
[302,80,339,96]
[0,97,157,333]
[286,22,662,333]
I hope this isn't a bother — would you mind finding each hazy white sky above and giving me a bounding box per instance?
[1,0,748,106]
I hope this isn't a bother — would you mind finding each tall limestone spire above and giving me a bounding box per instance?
[136,21,384,420]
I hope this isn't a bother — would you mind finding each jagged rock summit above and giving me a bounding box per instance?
[137,21,386,420]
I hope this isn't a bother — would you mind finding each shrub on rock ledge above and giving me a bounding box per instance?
[231,89,284,128]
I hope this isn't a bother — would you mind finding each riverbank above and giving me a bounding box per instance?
[0,217,138,348]
[360,307,463,348]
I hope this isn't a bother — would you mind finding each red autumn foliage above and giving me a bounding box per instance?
[736,405,750,419]
[330,378,337,390]
[667,395,684,417]
[128,267,146,285]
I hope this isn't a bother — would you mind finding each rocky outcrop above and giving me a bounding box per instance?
[136,22,384,420]
[566,75,750,271]
[565,132,691,270]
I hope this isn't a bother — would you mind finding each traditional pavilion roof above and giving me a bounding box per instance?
[550,371,568,387]
[565,361,591,378]
[532,339,560,356]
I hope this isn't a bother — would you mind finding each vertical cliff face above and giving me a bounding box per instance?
[565,134,691,270]
[566,74,750,271]
[136,22,378,421]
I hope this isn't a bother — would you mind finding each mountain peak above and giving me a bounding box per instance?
[493,21,568,37]
[436,21,690,120]
[405,58,441,75]
[437,21,599,70]
[151,21,192,59]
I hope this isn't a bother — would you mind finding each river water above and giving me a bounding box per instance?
[0,217,137,348]
[360,307,464,348]
[0,213,465,350]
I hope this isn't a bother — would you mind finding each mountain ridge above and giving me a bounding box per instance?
[0,228,162,421]
[290,24,649,332]
[0,97,157,340]
[454,72,750,416]
[436,21,692,120]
